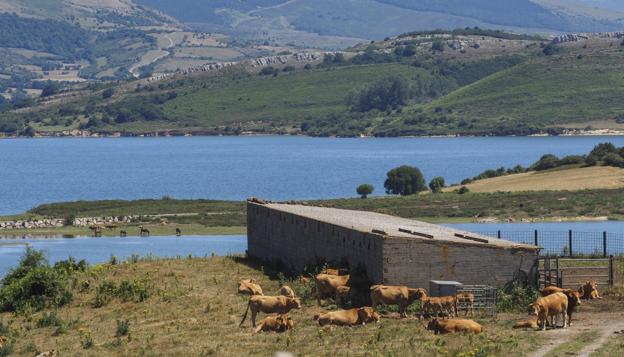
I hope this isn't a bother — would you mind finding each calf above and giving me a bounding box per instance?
[529,292,568,331]
[240,295,301,327]
[579,281,602,300]
[456,292,475,316]
[254,314,294,333]
[419,291,457,319]
[513,315,538,329]
[370,285,424,318]
[427,318,483,334]
[314,307,380,327]
[238,278,263,296]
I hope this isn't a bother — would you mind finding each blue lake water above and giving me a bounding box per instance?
[2,136,624,215]
[0,235,247,278]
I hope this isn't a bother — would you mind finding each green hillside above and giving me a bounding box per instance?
[420,51,624,132]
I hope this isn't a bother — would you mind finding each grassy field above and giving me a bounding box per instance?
[0,256,545,356]
[455,166,624,193]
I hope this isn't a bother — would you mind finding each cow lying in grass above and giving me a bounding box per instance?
[541,286,582,325]
[314,307,380,326]
[419,291,457,320]
[513,315,539,329]
[254,314,294,333]
[314,273,350,306]
[370,285,424,318]
[0,336,7,349]
[238,278,263,296]
[529,292,568,331]
[579,281,602,300]
[427,318,483,334]
[240,295,301,327]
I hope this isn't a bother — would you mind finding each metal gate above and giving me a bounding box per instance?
[538,257,613,289]
[457,285,497,318]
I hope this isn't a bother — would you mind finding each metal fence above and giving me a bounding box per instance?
[457,285,497,318]
[476,230,624,257]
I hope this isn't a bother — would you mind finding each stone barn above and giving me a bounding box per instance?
[247,200,539,288]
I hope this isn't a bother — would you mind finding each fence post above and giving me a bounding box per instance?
[534,230,538,247]
[568,230,573,257]
[609,255,614,287]
[603,232,608,258]
[497,230,501,239]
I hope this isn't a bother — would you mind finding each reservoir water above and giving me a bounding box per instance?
[2,136,624,215]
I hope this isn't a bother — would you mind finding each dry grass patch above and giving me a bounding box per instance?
[455,166,624,193]
[0,257,547,356]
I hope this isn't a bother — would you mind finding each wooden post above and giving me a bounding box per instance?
[603,232,608,258]
[609,255,614,287]
[568,230,573,257]
[497,230,501,239]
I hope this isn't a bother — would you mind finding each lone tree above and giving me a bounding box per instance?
[384,165,427,196]
[429,176,445,193]
[356,184,374,199]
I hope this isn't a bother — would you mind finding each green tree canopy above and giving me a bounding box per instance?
[429,176,446,193]
[356,184,374,199]
[384,165,427,196]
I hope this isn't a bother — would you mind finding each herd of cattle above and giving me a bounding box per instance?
[236,269,603,335]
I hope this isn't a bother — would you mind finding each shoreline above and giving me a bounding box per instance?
[2,129,624,140]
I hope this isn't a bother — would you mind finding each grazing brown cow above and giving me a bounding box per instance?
[0,336,7,349]
[370,285,424,318]
[541,287,582,325]
[240,295,301,327]
[254,314,294,333]
[513,315,539,329]
[427,318,483,334]
[278,285,296,299]
[238,279,264,296]
[314,273,350,305]
[456,292,475,316]
[529,292,568,331]
[579,281,602,300]
[314,307,380,327]
[419,291,457,319]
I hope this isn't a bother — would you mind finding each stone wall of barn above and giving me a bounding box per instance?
[382,237,538,288]
[247,202,385,282]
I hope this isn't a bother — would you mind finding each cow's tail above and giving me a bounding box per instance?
[239,300,251,327]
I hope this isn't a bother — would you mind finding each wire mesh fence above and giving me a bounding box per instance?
[476,230,624,257]
[457,285,497,318]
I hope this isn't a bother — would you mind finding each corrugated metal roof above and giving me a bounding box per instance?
[259,202,538,250]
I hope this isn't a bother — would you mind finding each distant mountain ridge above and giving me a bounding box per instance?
[136,0,624,44]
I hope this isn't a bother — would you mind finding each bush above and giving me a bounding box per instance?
[603,152,624,167]
[458,186,470,194]
[428,176,445,193]
[0,267,72,312]
[542,43,561,56]
[115,319,130,337]
[590,142,617,159]
[259,66,277,76]
[497,283,540,313]
[531,154,560,171]
[81,332,94,349]
[356,184,374,199]
[559,155,585,165]
[54,256,88,275]
[102,88,115,99]
[431,41,445,52]
[585,155,598,166]
[347,76,411,112]
[384,165,427,196]
[36,311,63,328]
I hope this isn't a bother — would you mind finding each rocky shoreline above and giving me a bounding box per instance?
[0,216,137,230]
